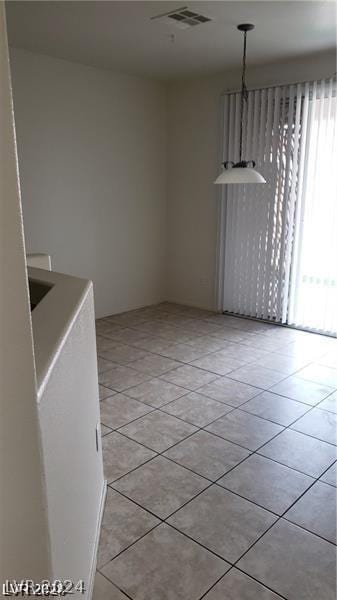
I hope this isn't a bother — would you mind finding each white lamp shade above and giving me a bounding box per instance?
[214,166,266,184]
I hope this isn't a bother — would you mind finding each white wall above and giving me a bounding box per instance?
[10,48,167,318]
[167,50,336,311]
[0,6,51,582]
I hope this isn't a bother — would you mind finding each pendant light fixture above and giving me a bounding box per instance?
[214,24,266,184]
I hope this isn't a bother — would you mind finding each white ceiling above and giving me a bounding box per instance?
[5,1,337,80]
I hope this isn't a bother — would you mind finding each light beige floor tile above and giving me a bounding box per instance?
[190,353,241,376]
[130,354,180,376]
[161,392,233,427]
[96,335,121,355]
[101,524,229,600]
[168,485,276,563]
[134,321,183,336]
[98,344,149,364]
[98,366,151,392]
[227,365,286,389]
[291,408,337,445]
[92,573,129,600]
[154,313,195,327]
[237,520,337,600]
[153,301,185,313]
[205,410,283,451]
[185,336,228,352]
[112,456,208,518]
[198,377,261,407]
[320,462,337,486]
[211,327,258,345]
[97,488,159,567]
[99,385,116,401]
[135,322,195,343]
[183,320,225,335]
[124,378,187,407]
[164,430,250,480]
[239,334,288,353]
[208,349,249,368]
[213,342,269,363]
[204,314,239,326]
[118,410,197,452]
[131,305,167,318]
[160,330,201,344]
[251,353,311,375]
[131,336,178,354]
[203,568,282,599]
[180,306,215,318]
[160,364,219,390]
[318,350,337,369]
[271,376,334,406]
[259,429,337,477]
[104,312,149,327]
[318,390,337,414]
[95,321,125,337]
[101,424,112,437]
[218,454,313,514]
[241,391,311,426]
[102,432,156,483]
[278,338,331,361]
[108,328,151,345]
[157,343,210,363]
[296,363,337,388]
[100,394,153,429]
[285,481,336,543]
[97,357,119,374]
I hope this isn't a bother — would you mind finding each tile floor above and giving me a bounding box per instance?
[93,302,337,600]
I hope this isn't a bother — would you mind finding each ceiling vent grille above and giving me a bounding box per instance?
[151,6,211,30]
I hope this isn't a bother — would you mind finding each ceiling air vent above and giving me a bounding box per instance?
[151,6,212,30]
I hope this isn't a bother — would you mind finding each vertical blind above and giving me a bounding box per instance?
[288,80,337,335]
[217,78,337,336]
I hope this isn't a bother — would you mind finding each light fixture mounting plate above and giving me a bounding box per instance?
[237,23,255,32]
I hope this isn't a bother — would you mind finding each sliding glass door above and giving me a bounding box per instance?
[288,82,337,335]
[217,78,337,336]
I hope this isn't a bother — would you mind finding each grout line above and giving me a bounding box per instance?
[100,404,158,431]
[106,483,166,522]
[229,491,337,569]
[281,515,337,546]
[230,566,289,600]
[97,518,162,570]
[197,566,289,600]
[99,368,221,397]
[113,427,203,459]
[105,452,160,486]
[196,567,235,600]
[96,571,135,600]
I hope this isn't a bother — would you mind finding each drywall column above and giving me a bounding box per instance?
[0,1,51,582]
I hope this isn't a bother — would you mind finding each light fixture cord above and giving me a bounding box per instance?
[239,30,248,162]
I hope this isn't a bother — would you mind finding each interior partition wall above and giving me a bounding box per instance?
[216,77,337,336]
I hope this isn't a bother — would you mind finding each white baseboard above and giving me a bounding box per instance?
[86,480,107,600]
